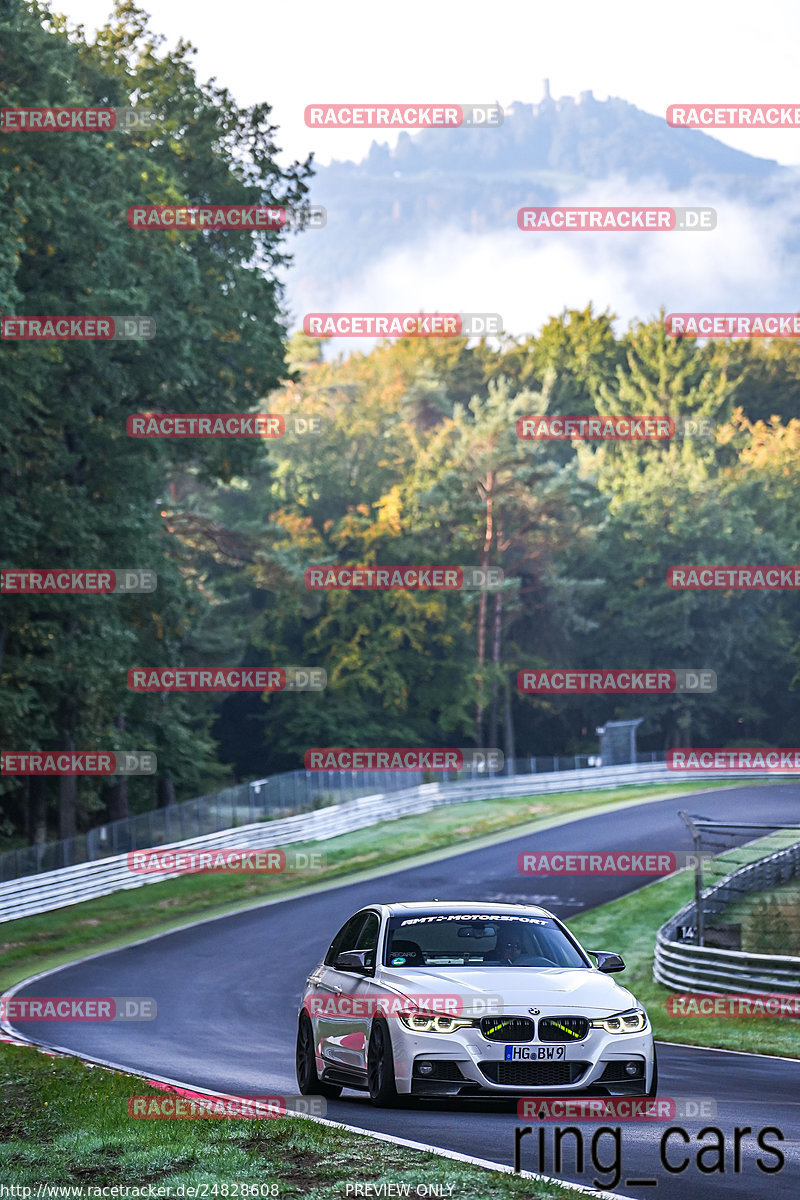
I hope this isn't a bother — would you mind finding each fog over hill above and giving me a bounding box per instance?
[282,84,799,345]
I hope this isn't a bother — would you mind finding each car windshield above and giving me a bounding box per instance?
[383,913,589,968]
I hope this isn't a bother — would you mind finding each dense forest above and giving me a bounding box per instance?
[2,0,800,846]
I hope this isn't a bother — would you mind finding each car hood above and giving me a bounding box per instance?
[374,967,637,1015]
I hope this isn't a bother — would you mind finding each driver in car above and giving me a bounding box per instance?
[489,929,526,964]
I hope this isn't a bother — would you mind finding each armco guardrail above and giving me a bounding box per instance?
[0,760,718,923]
[1,752,645,882]
[0,769,428,882]
[654,840,800,996]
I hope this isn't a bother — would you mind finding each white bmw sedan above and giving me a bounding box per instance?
[296,901,657,1106]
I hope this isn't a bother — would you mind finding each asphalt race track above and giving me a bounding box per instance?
[7,784,800,1199]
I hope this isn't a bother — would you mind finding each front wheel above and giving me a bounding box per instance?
[367,1018,399,1106]
[296,1011,342,1099]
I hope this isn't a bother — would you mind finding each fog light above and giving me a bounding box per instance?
[418,1061,434,1076]
[625,1062,639,1076]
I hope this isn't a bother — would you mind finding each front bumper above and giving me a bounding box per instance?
[389,1022,654,1097]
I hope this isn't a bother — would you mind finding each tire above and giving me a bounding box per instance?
[647,1046,659,1097]
[296,1011,342,1099]
[367,1017,400,1106]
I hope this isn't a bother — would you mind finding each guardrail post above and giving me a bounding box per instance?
[679,809,706,946]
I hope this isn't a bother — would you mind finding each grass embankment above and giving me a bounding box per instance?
[722,878,800,955]
[1,780,735,994]
[569,831,800,1059]
[0,1040,575,1195]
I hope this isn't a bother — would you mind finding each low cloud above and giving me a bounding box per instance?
[284,173,800,355]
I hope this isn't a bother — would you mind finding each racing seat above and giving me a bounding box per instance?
[388,938,425,966]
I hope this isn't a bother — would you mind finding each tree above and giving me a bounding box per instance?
[0,0,311,840]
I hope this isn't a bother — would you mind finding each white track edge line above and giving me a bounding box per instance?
[0,1029,635,1200]
[657,1039,800,1064]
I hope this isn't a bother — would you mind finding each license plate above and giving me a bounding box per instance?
[505,1045,566,1061]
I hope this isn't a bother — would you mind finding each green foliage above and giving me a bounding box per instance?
[5,4,800,844]
[0,0,310,837]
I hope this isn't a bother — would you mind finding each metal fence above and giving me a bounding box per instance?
[654,837,800,995]
[1,759,683,922]
[0,751,664,883]
[0,770,422,882]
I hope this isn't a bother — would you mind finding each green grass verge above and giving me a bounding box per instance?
[568,832,800,1059]
[1,780,735,994]
[0,1040,574,1196]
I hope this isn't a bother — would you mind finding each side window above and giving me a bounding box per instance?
[325,913,368,966]
[353,912,381,968]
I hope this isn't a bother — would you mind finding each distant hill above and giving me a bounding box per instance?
[338,86,780,183]
[283,84,789,321]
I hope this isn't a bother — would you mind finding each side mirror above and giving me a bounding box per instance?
[590,950,626,973]
[333,949,372,974]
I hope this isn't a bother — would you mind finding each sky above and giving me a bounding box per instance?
[49,0,800,168]
[42,0,800,342]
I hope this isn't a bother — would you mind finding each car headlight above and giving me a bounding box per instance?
[398,1013,476,1033]
[590,1007,648,1034]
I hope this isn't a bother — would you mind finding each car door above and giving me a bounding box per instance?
[311,910,378,1071]
[342,910,382,1072]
